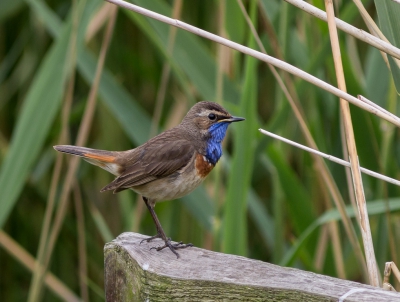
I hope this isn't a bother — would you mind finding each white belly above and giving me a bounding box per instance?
[130,160,206,203]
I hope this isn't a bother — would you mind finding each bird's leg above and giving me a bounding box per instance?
[140,197,193,258]
[140,197,164,243]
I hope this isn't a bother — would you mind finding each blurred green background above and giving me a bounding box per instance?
[1,0,400,300]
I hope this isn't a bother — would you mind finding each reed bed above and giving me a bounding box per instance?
[0,0,399,300]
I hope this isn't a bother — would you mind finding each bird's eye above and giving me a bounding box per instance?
[208,113,216,120]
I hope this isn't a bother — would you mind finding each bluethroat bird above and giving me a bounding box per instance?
[54,101,244,258]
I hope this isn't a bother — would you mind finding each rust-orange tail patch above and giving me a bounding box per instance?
[83,153,116,163]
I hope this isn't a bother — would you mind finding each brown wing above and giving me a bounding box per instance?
[100,137,195,193]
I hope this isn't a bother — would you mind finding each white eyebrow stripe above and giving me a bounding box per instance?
[198,110,230,119]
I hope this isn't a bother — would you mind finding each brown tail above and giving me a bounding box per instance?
[54,145,116,162]
[54,145,121,175]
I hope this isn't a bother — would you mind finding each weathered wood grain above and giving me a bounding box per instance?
[104,232,400,301]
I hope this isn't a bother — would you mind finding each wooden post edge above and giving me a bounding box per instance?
[104,232,400,301]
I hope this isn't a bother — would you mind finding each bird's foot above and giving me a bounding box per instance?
[140,233,165,244]
[150,239,193,258]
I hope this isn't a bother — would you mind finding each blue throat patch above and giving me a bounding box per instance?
[205,122,230,165]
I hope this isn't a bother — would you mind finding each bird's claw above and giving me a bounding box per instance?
[140,233,163,244]
[150,240,193,258]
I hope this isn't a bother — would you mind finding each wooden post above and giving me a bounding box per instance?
[104,233,400,301]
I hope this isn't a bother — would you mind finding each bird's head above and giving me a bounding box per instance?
[181,101,244,138]
[180,101,245,164]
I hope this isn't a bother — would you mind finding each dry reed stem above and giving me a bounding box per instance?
[314,224,329,272]
[149,0,182,138]
[379,87,400,269]
[212,0,226,230]
[216,0,226,105]
[324,0,379,286]
[0,231,80,302]
[383,261,400,291]
[73,183,89,302]
[28,7,118,302]
[104,0,400,128]
[352,0,400,70]
[320,173,346,279]
[358,95,398,122]
[237,0,363,276]
[86,3,112,42]
[339,119,359,226]
[384,261,400,283]
[240,0,347,279]
[258,3,283,61]
[28,1,81,300]
[28,78,75,302]
[32,68,75,300]
[258,130,400,187]
[329,219,346,279]
[258,3,302,113]
[285,0,400,62]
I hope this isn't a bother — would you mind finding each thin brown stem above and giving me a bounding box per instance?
[28,0,81,300]
[285,0,400,62]
[0,231,80,302]
[28,7,118,301]
[105,0,400,127]
[314,224,329,272]
[73,183,89,302]
[149,0,183,138]
[325,0,379,286]
[240,0,366,277]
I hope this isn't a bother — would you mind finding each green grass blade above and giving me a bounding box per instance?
[24,0,62,36]
[222,1,258,256]
[374,0,400,93]
[180,187,215,231]
[388,57,400,94]
[0,23,72,228]
[0,31,28,84]
[78,50,152,145]
[0,0,98,228]
[247,190,274,249]
[266,145,315,233]
[365,48,390,103]
[260,154,285,262]
[87,199,114,243]
[129,0,240,102]
[0,0,24,22]
[280,198,400,266]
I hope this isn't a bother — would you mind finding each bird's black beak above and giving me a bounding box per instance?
[220,116,245,123]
